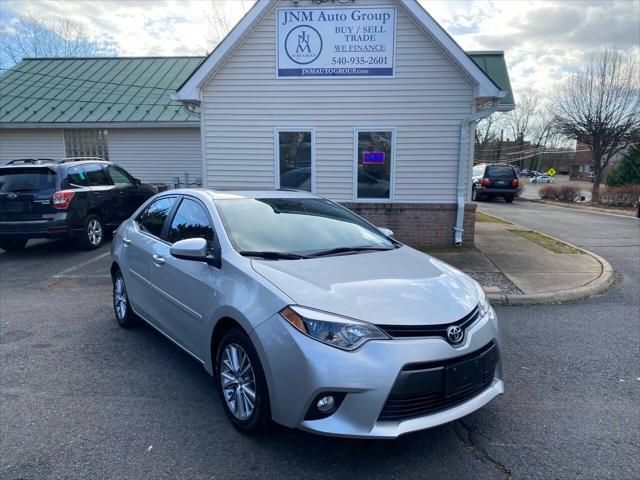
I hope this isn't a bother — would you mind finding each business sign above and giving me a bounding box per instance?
[362,151,385,164]
[276,6,396,78]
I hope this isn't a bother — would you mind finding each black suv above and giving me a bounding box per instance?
[472,164,520,203]
[0,158,156,251]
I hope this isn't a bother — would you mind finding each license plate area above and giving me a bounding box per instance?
[0,201,31,213]
[445,356,484,397]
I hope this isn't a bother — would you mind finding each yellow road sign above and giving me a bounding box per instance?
[546,168,557,176]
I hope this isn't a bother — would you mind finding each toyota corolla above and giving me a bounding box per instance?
[110,189,503,438]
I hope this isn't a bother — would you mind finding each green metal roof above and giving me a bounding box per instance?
[467,51,515,106]
[0,57,204,125]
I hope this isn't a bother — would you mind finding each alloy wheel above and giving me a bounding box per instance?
[114,275,127,320]
[220,343,257,421]
[87,219,103,246]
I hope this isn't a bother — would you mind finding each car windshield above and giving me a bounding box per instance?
[215,197,395,256]
[0,168,57,192]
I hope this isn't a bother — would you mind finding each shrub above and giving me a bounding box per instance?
[539,184,560,200]
[598,184,640,207]
[538,184,581,202]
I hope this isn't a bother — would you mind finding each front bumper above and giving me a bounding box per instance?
[251,308,502,439]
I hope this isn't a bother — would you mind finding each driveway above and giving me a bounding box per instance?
[1,202,639,479]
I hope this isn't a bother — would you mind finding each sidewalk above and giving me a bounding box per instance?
[428,215,615,305]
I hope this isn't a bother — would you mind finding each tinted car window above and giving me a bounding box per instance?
[105,165,133,187]
[0,168,57,192]
[83,164,113,186]
[168,199,214,245]
[485,166,516,177]
[138,197,176,238]
[64,165,89,188]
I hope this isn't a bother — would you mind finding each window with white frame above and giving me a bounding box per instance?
[355,130,394,199]
[64,129,109,160]
[276,129,314,191]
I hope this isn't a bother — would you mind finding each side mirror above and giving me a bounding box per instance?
[134,178,142,186]
[170,238,219,267]
[378,227,394,237]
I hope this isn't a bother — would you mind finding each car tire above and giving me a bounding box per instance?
[0,239,28,252]
[472,185,479,201]
[505,194,514,203]
[215,329,271,434]
[112,269,138,329]
[78,214,105,250]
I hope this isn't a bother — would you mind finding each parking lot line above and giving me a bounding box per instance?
[52,251,111,278]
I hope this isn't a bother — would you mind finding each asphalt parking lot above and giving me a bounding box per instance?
[1,202,639,480]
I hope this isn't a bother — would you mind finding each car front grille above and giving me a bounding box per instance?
[378,341,498,422]
[376,305,481,341]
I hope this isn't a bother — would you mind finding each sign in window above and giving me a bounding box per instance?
[278,131,313,191]
[356,131,392,199]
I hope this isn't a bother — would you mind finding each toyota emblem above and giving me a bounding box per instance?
[447,325,464,344]
[7,193,18,200]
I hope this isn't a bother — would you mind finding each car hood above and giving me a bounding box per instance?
[251,247,479,326]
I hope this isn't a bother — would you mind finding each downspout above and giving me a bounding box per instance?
[454,99,501,245]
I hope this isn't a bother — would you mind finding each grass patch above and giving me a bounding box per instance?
[419,246,480,254]
[508,230,583,254]
[476,212,512,224]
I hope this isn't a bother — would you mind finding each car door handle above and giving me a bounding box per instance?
[94,193,102,198]
[152,255,165,266]
[122,237,131,246]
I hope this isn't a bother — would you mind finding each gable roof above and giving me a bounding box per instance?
[0,57,203,127]
[173,0,510,108]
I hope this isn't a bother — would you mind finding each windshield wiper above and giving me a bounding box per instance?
[308,246,395,257]
[239,250,308,260]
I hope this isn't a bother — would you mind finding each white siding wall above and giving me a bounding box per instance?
[0,129,65,163]
[107,128,202,185]
[201,0,475,203]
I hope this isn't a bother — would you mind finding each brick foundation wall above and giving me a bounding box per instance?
[341,202,477,247]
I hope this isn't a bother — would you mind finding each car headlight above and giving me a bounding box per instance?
[476,283,492,318]
[280,306,389,351]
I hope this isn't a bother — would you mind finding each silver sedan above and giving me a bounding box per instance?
[110,189,503,438]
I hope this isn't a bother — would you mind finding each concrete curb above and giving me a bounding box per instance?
[517,197,637,218]
[478,212,617,306]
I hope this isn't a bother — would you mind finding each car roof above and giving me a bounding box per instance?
[162,188,320,200]
[1,157,110,168]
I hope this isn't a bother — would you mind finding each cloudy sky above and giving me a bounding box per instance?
[1,0,639,100]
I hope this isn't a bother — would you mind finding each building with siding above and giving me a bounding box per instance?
[173,0,514,246]
[0,57,203,186]
[0,0,514,247]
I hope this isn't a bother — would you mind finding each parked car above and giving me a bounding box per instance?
[472,164,519,202]
[0,158,156,251]
[110,189,502,438]
[530,175,553,184]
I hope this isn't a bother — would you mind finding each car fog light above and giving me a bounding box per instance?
[317,395,335,413]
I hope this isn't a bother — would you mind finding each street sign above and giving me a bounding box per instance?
[546,168,557,176]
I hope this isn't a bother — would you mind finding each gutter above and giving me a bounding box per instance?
[454,99,501,245]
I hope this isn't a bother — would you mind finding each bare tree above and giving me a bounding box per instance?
[553,48,640,202]
[202,1,255,52]
[505,91,538,144]
[0,13,115,68]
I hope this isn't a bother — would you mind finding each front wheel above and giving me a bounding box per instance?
[216,330,270,434]
[0,239,28,252]
[78,214,104,250]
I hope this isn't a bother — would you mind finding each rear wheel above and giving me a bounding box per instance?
[0,239,28,252]
[112,269,138,328]
[505,194,514,203]
[471,185,479,201]
[216,329,270,434]
[78,214,104,250]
